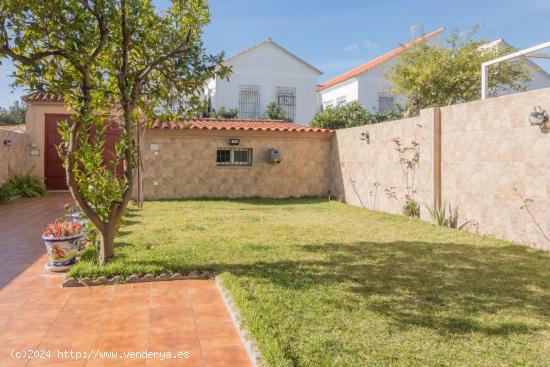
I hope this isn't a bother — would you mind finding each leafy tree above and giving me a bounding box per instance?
[310,101,402,129]
[0,0,229,264]
[388,26,531,117]
[0,101,27,125]
[264,102,286,120]
[209,106,239,119]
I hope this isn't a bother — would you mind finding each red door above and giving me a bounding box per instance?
[44,115,122,190]
[45,114,72,190]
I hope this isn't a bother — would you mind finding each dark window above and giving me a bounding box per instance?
[216,149,231,165]
[276,87,296,121]
[216,148,252,166]
[239,85,260,118]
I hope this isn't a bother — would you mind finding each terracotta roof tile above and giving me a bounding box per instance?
[21,92,64,103]
[317,28,444,91]
[150,119,333,133]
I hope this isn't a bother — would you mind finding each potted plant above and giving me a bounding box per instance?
[42,219,83,272]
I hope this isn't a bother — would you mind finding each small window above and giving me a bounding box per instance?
[378,90,395,112]
[276,87,296,121]
[324,100,334,110]
[336,96,347,108]
[216,148,253,166]
[239,85,260,119]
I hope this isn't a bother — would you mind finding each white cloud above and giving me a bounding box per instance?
[344,40,379,52]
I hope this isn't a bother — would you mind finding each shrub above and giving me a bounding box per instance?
[0,174,47,203]
[403,198,420,218]
[426,201,471,229]
[310,101,402,129]
[264,102,287,120]
[209,106,239,119]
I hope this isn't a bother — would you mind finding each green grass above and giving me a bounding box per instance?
[70,198,550,366]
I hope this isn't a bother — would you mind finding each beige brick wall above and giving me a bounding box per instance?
[440,88,550,250]
[0,126,31,184]
[330,108,436,220]
[141,129,332,199]
[331,88,550,250]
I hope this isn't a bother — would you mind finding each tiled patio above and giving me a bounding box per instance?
[0,194,252,367]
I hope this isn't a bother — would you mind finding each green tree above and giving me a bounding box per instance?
[388,26,530,117]
[264,102,286,120]
[310,101,402,129]
[0,101,27,125]
[0,0,229,264]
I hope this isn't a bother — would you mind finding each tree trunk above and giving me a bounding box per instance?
[99,227,116,265]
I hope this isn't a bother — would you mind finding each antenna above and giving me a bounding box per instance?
[410,24,424,39]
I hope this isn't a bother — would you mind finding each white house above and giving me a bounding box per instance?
[481,39,550,96]
[317,28,445,113]
[318,29,550,112]
[206,38,323,124]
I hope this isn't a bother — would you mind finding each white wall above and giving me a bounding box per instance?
[209,42,321,124]
[319,79,359,109]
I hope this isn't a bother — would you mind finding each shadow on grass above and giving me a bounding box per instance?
[143,197,330,206]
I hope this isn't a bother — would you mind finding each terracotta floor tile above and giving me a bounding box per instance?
[145,350,204,367]
[183,280,217,291]
[114,283,152,295]
[148,326,201,351]
[197,322,241,349]
[150,292,192,310]
[109,293,150,311]
[100,309,150,332]
[190,290,225,306]
[28,333,96,366]
[150,281,189,294]
[203,345,252,367]
[0,316,54,339]
[0,335,43,367]
[192,304,231,323]
[149,308,195,330]
[46,311,103,337]
[93,329,148,353]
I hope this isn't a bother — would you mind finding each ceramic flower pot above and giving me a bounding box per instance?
[42,233,83,272]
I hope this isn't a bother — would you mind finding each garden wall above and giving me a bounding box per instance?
[331,87,550,250]
[0,125,31,184]
[141,129,332,199]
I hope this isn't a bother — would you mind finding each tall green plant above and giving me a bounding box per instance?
[0,0,230,264]
[388,26,530,117]
[425,201,470,229]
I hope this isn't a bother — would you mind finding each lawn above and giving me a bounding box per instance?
[70,198,550,367]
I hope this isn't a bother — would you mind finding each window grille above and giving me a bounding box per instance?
[324,100,334,110]
[216,148,253,166]
[276,87,296,121]
[239,85,260,119]
[378,90,395,112]
[336,96,347,108]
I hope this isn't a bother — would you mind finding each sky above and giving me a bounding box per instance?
[1,0,550,108]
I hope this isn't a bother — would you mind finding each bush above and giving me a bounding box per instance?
[0,174,47,203]
[403,198,420,218]
[209,106,239,119]
[264,102,287,120]
[310,101,402,129]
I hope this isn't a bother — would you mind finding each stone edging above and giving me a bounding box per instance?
[215,277,266,367]
[62,271,213,287]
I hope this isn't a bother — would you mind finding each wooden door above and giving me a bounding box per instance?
[44,115,122,191]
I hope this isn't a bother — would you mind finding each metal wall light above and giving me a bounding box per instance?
[360,131,370,144]
[3,139,12,147]
[229,138,240,146]
[529,106,549,126]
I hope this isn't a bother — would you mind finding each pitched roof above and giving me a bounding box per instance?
[150,119,333,133]
[317,28,445,91]
[225,38,323,75]
[21,92,64,103]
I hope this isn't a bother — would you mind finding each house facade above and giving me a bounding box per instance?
[317,28,445,113]
[206,39,322,124]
